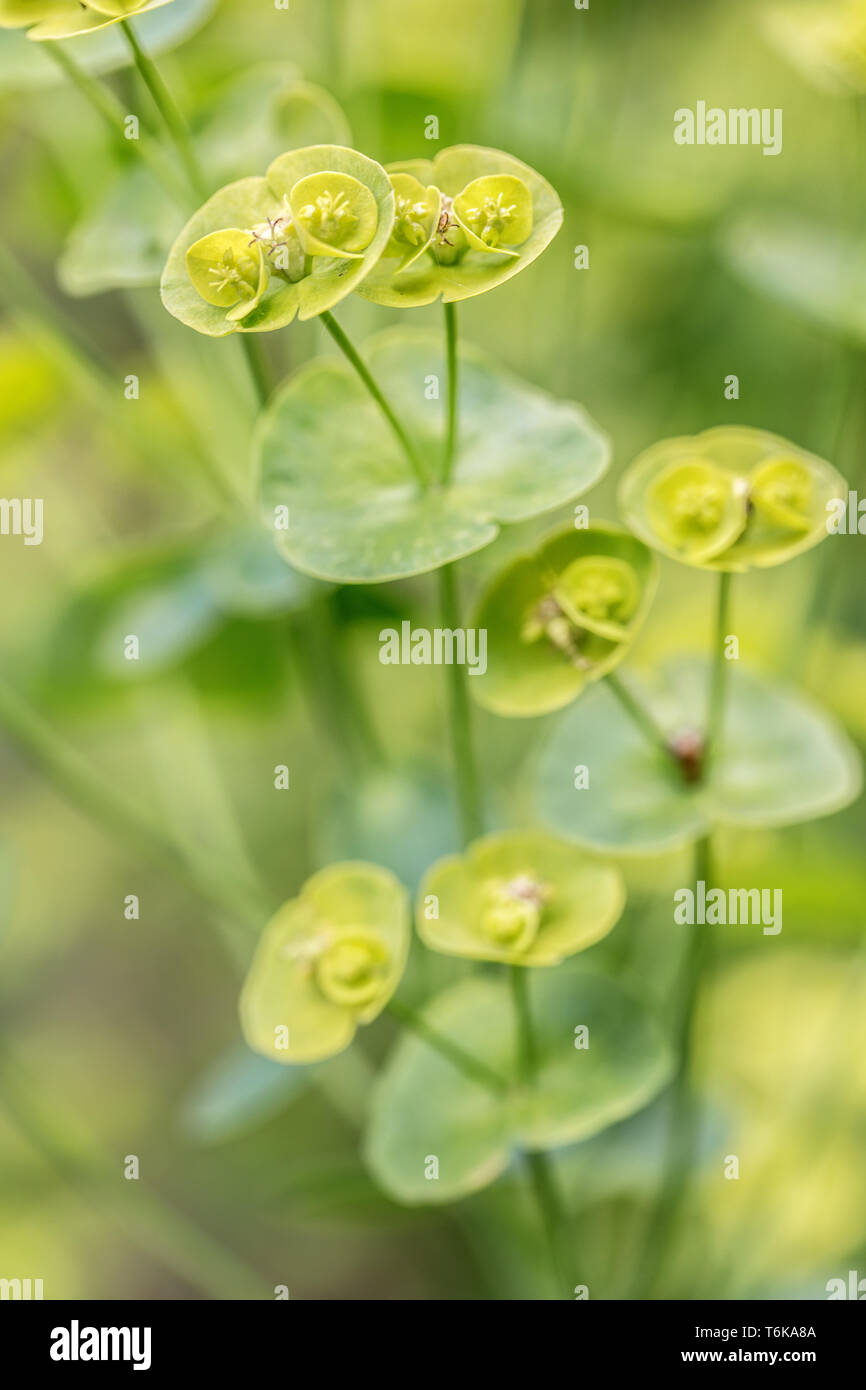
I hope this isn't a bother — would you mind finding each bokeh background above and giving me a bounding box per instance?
[1,0,865,1299]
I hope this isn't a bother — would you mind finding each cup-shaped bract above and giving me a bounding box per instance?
[472,524,658,717]
[356,145,563,308]
[161,146,395,337]
[418,831,625,967]
[619,427,846,571]
[1,0,174,41]
[240,863,409,1064]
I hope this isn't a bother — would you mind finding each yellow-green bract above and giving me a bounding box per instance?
[619,426,846,571]
[0,0,174,41]
[471,524,658,717]
[240,863,409,1064]
[418,830,625,967]
[356,145,563,307]
[160,145,395,336]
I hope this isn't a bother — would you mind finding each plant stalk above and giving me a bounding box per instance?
[706,570,733,766]
[319,310,427,487]
[437,564,484,845]
[442,301,459,484]
[604,669,672,760]
[120,19,208,200]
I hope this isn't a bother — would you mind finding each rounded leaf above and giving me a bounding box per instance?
[240,863,410,1065]
[256,327,610,583]
[24,0,173,41]
[535,657,862,852]
[364,967,672,1205]
[357,145,562,308]
[418,830,625,966]
[619,426,846,571]
[472,524,657,717]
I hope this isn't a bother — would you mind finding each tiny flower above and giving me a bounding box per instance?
[240,863,409,1063]
[452,174,534,257]
[418,831,625,967]
[619,426,847,571]
[185,229,268,322]
[472,524,657,717]
[287,170,378,259]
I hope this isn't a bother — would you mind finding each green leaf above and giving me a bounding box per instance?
[357,145,563,308]
[619,426,846,572]
[364,966,672,1205]
[721,212,866,345]
[25,0,174,42]
[257,327,610,583]
[240,863,410,1064]
[472,524,657,717]
[161,146,394,336]
[58,166,181,296]
[418,830,625,966]
[181,1044,310,1144]
[535,657,862,852]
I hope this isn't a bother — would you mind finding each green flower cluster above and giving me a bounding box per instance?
[0,0,171,41]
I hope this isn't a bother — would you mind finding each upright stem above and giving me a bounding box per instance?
[442,301,459,484]
[319,311,427,487]
[437,564,484,845]
[706,570,733,766]
[239,334,272,411]
[509,966,572,1299]
[386,999,508,1094]
[120,20,208,200]
[43,41,189,205]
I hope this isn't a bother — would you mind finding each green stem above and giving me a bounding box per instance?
[0,678,266,954]
[605,669,672,760]
[442,301,459,484]
[43,40,188,205]
[509,966,572,1298]
[631,832,713,1298]
[386,999,508,1093]
[238,334,272,411]
[437,564,484,845]
[706,570,733,765]
[319,310,427,487]
[0,1052,269,1300]
[120,19,208,200]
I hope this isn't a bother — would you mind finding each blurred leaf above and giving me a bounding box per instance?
[535,657,862,852]
[0,0,216,90]
[58,167,181,297]
[721,213,866,345]
[364,965,671,1204]
[258,328,610,582]
[181,1043,310,1144]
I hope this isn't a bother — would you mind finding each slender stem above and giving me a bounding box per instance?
[604,669,672,759]
[509,966,571,1298]
[120,19,208,200]
[319,310,427,487]
[386,1000,508,1093]
[631,832,713,1297]
[0,1052,269,1300]
[239,334,272,410]
[442,301,459,484]
[43,40,189,205]
[706,570,733,764]
[0,678,267,953]
[437,564,484,845]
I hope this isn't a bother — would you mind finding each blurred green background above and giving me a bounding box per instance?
[1,0,865,1299]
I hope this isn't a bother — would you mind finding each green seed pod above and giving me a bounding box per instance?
[619,426,847,571]
[357,145,562,309]
[472,524,657,718]
[452,173,533,257]
[240,862,409,1064]
[185,228,267,321]
[288,170,378,259]
[418,831,625,967]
